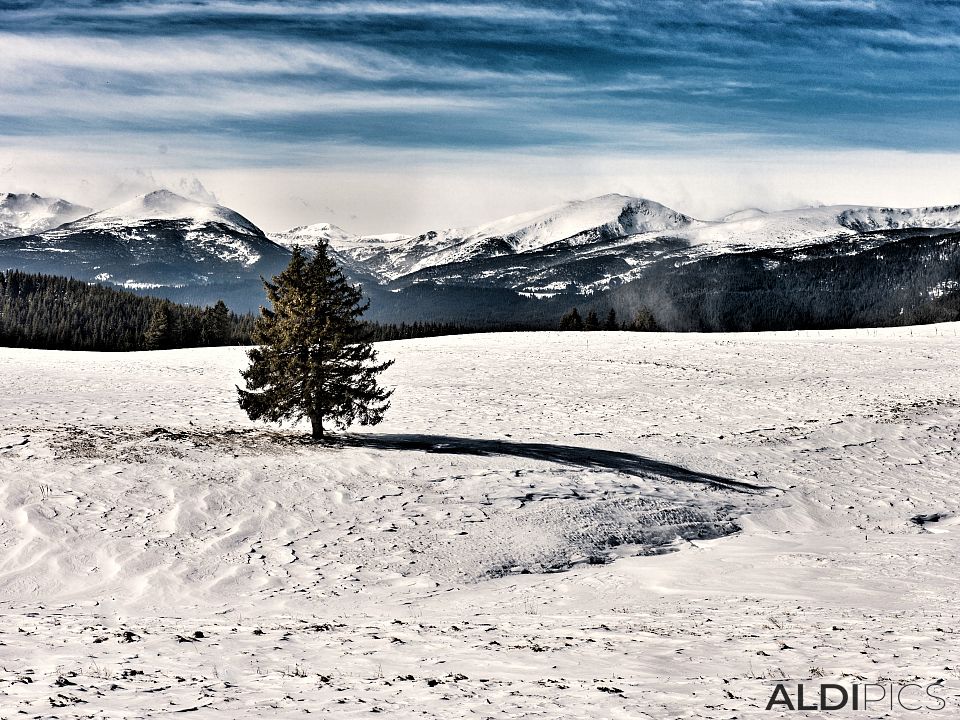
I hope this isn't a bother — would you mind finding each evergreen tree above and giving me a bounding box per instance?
[584,309,600,330]
[237,244,393,439]
[629,307,660,332]
[201,299,231,345]
[144,303,174,349]
[603,308,618,330]
[559,307,584,330]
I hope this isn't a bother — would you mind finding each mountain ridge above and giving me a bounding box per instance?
[0,192,92,239]
[271,195,960,296]
[2,188,960,323]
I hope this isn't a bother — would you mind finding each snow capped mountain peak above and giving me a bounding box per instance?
[4,190,289,289]
[290,193,699,282]
[292,221,345,235]
[141,188,193,211]
[460,194,695,252]
[0,192,92,239]
[269,222,358,248]
[74,189,263,237]
[14,189,958,308]
[289,193,960,294]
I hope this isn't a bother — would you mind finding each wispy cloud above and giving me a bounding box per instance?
[2,0,960,226]
[3,1,594,23]
[0,33,570,85]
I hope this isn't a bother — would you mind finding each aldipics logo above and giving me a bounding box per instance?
[765,682,947,712]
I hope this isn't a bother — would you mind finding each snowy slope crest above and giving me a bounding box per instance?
[283,194,696,281]
[270,222,359,248]
[67,189,262,237]
[837,205,960,233]
[720,208,768,222]
[21,189,285,274]
[463,194,695,252]
[0,192,91,239]
[680,204,960,253]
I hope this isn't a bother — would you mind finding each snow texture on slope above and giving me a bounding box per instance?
[269,222,358,248]
[65,189,262,237]
[0,192,91,239]
[284,194,695,281]
[2,326,960,716]
[682,203,960,253]
[16,190,288,275]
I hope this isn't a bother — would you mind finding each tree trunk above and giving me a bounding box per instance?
[310,414,324,439]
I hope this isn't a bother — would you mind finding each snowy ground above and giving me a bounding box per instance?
[1,326,959,718]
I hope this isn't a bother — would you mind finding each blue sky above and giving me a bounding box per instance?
[2,0,960,231]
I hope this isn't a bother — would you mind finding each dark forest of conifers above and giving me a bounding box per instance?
[0,270,528,351]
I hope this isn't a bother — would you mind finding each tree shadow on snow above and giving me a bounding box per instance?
[337,433,776,495]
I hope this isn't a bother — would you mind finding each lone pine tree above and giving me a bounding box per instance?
[237,244,393,438]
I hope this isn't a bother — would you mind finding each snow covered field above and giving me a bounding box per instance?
[1,327,959,717]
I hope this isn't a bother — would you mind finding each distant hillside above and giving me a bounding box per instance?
[356,229,960,332]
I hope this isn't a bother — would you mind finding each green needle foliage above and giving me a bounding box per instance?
[238,244,394,439]
[144,302,174,350]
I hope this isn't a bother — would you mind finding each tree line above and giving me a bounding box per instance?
[8,227,955,352]
[558,307,660,331]
[0,269,540,351]
[365,319,534,341]
[0,270,254,351]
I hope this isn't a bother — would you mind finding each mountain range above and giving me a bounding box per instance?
[271,193,960,298]
[2,189,960,329]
